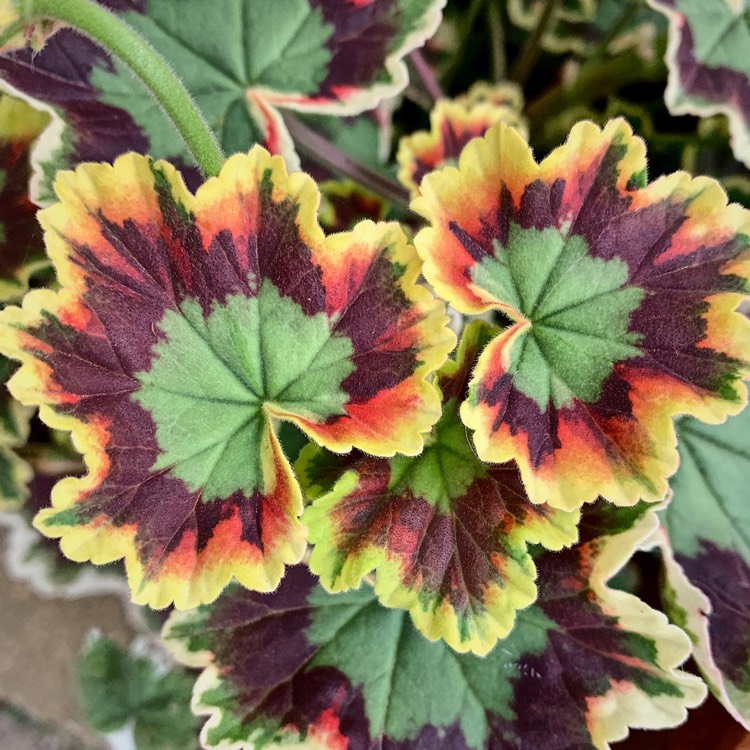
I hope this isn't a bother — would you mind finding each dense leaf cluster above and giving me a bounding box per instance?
[0,1,748,748]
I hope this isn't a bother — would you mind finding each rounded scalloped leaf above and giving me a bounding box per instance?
[413,118,750,510]
[0,459,132,599]
[247,0,446,116]
[0,146,452,610]
[164,502,706,750]
[657,407,750,728]
[648,0,750,169]
[0,0,444,199]
[397,83,528,196]
[301,322,580,656]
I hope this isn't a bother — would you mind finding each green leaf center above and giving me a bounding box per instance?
[388,399,482,510]
[472,223,644,409]
[133,279,354,501]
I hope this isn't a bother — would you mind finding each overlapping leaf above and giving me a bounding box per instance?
[511,0,666,59]
[0,146,453,609]
[0,93,50,300]
[648,0,750,169]
[397,82,527,196]
[301,322,579,655]
[0,0,443,200]
[0,463,131,597]
[164,502,706,750]
[413,118,750,510]
[656,406,750,728]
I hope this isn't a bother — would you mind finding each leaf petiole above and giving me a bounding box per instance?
[20,0,225,177]
[283,112,411,210]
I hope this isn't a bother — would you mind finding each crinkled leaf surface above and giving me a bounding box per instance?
[0,93,50,300]
[658,406,750,728]
[164,502,705,750]
[78,634,200,750]
[0,147,452,609]
[397,82,527,196]
[0,0,442,200]
[648,0,750,169]
[301,322,579,656]
[413,119,750,510]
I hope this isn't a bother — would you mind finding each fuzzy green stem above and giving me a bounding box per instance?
[510,0,559,86]
[22,0,224,177]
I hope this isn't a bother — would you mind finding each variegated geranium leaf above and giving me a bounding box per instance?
[164,502,706,750]
[0,147,453,609]
[648,0,750,169]
[397,82,528,196]
[414,119,750,510]
[301,322,579,656]
[0,0,442,201]
[0,460,131,598]
[514,0,667,59]
[657,405,750,728]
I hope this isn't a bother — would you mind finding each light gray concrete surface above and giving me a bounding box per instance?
[0,528,133,748]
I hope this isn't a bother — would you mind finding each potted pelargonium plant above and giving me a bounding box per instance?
[0,0,749,747]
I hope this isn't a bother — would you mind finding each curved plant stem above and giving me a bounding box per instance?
[283,113,411,210]
[23,0,224,177]
[510,0,559,86]
[408,50,443,104]
[486,1,506,82]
